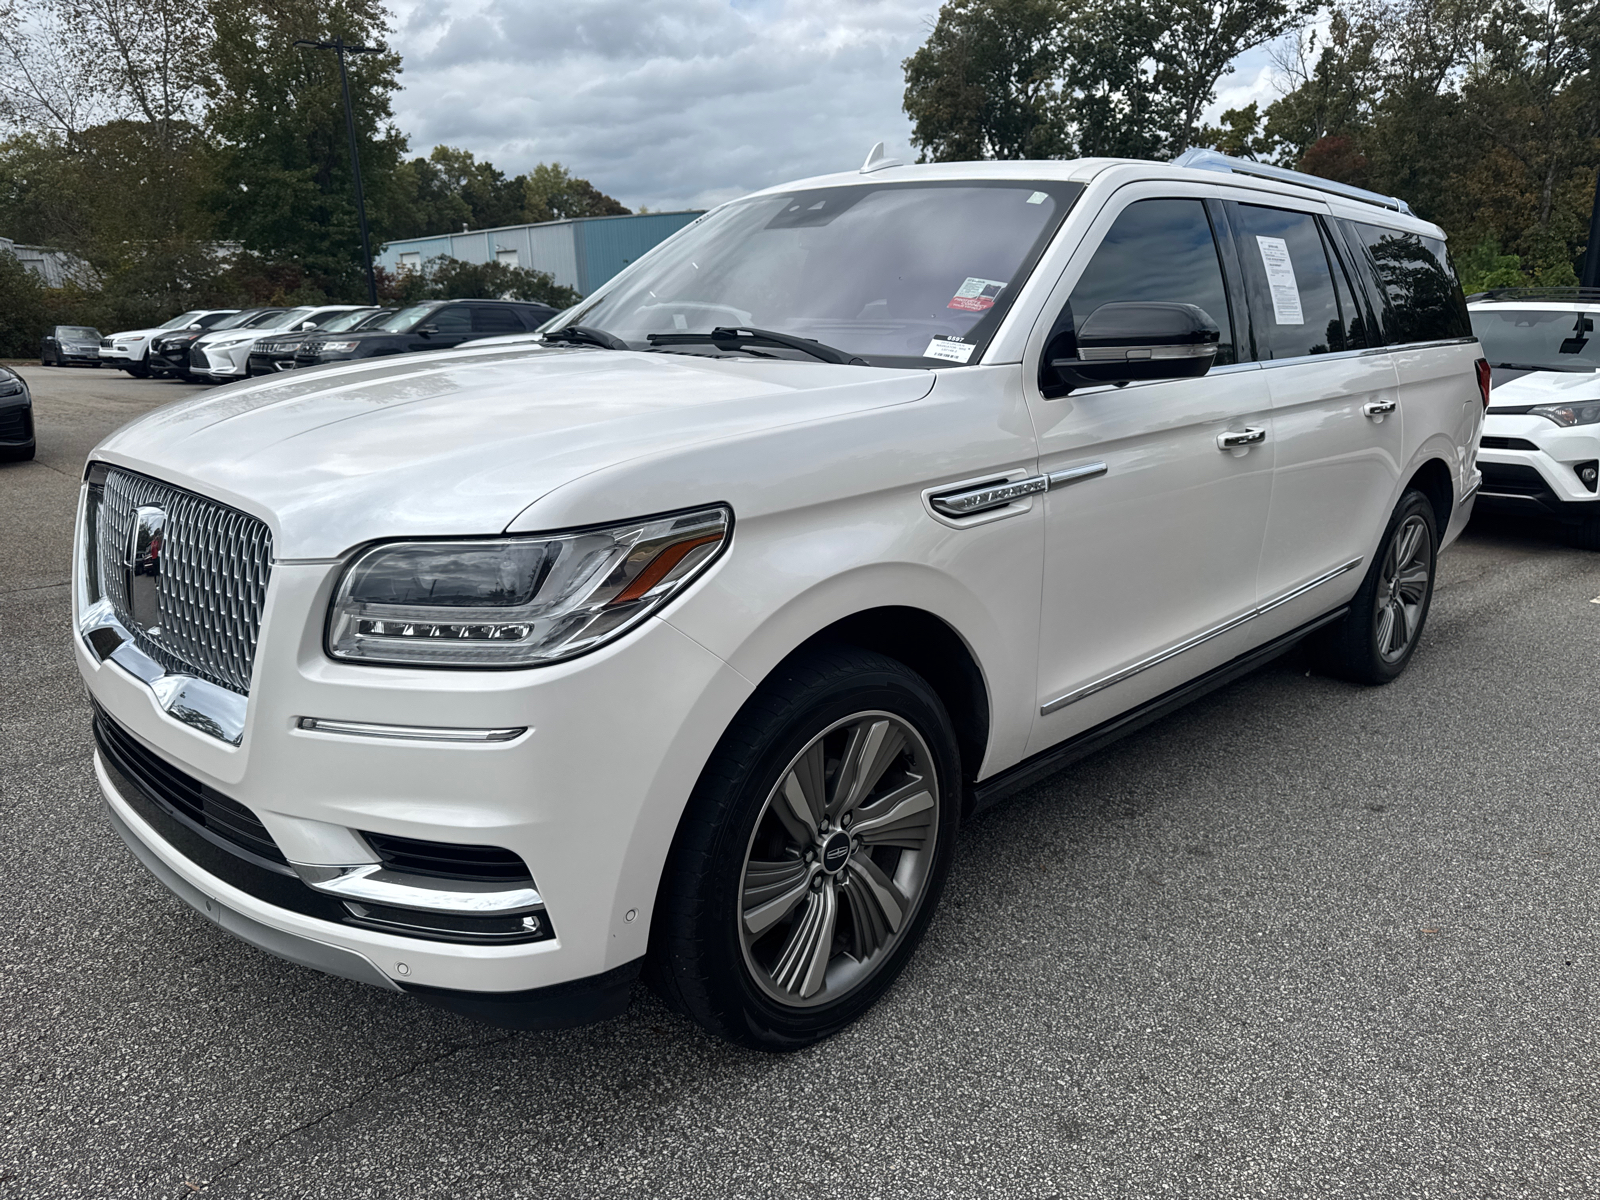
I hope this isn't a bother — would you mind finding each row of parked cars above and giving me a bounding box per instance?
[92,298,558,382]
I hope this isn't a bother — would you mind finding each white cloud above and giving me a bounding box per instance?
[385,0,936,212]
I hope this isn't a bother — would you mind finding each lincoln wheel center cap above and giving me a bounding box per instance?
[820,830,852,874]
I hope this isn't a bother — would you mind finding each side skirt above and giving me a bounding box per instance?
[969,607,1349,815]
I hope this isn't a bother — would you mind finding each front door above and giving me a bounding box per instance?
[407,305,473,352]
[1025,188,1276,756]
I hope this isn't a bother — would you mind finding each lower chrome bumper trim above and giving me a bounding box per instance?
[101,782,400,992]
[295,716,527,743]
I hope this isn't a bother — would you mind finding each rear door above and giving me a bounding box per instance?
[1226,198,1404,636]
[1024,185,1276,755]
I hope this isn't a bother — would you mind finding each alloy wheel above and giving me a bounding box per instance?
[738,710,940,1008]
[1374,513,1431,663]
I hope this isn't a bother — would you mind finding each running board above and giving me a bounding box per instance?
[969,607,1349,815]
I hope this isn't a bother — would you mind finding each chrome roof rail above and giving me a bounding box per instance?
[1170,148,1413,216]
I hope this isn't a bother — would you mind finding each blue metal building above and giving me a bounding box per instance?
[374,210,704,297]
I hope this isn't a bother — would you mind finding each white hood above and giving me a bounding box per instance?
[1489,368,1600,406]
[91,344,934,558]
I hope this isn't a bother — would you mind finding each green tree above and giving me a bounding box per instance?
[522,163,630,222]
[203,0,407,298]
[415,256,580,308]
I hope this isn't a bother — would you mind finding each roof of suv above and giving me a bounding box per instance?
[750,154,1446,239]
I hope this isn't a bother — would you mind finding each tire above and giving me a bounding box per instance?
[125,360,150,379]
[1311,489,1438,684]
[648,646,961,1051]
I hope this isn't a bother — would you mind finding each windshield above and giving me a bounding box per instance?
[1472,308,1599,372]
[205,310,259,331]
[371,303,441,333]
[61,327,99,339]
[319,308,379,333]
[560,180,1082,364]
[159,310,205,329]
[253,308,314,332]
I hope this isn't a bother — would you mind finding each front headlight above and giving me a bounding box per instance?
[327,505,731,667]
[1530,400,1600,427]
[318,340,360,352]
[208,336,256,349]
[0,372,23,398]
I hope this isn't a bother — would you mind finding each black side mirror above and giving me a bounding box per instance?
[417,324,438,337]
[1044,302,1220,395]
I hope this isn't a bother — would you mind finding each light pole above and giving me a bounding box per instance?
[295,36,382,304]
[1584,164,1600,291]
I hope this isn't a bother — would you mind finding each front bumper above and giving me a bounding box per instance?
[248,350,297,374]
[1477,414,1600,517]
[76,553,752,1012]
[190,344,249,380]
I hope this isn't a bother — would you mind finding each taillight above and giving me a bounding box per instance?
[1474,358,1492,408]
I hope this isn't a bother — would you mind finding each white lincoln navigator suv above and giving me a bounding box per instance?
[76,150,1487,1050]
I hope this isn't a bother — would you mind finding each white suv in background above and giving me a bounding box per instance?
[75,150,1484,1050]
[188,305,366,383]
[101,310,238,377]
[1469,288,1600,547]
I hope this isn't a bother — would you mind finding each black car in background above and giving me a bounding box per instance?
[0,366,34,461]
[248,307,392,375]
[148,308,287,379]
[295,299,555,367]
[40,326,103,367]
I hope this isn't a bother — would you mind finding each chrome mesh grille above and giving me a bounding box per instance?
[98,468,273,695]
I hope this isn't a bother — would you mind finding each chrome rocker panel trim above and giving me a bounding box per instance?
[1040,557,1364,715]
[79,599,248,745]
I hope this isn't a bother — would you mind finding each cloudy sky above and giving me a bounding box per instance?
[385,0,1289,213]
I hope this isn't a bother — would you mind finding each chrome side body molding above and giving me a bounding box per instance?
[929,462,1110,519]
[1040,557,1363,715]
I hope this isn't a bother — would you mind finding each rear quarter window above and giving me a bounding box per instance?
[1344,221,1471,344]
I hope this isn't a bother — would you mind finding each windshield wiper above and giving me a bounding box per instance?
[646,326,867,365]
[542,325,629,350]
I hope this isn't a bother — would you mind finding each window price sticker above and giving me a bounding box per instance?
[947,277,1007,312]
[1255,236,1304,325]
[925,337,977,363]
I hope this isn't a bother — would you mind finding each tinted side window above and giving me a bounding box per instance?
[473,307,524,334]
[1227,203,1343,360]
[1345,222,1472,344]
[427,306,473,335]
[1059,198,1235,366]
[1318,221,1371,351]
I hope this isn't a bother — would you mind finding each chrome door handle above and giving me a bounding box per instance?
[1363,399,1397,417]
[1216,427,1266,450]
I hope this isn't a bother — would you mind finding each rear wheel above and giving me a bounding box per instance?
[1311,489,1437,684]
[649,647,960,1051]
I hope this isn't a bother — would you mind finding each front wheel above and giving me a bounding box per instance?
[125,360,151,379]
[649,647,961,1051]
[1312,489,1437,684]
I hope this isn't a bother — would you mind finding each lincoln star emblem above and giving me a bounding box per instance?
[127,505,166,633]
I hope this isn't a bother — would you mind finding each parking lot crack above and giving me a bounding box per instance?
[191,1031,519,1193]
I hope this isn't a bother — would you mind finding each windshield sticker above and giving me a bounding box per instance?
[1255,236,1304,325]
[925,337,977,363]
[948,277,1008,312]
[1027,191,1049,205]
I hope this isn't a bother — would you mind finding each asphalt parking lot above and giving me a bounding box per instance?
[5,364,1600,1199]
